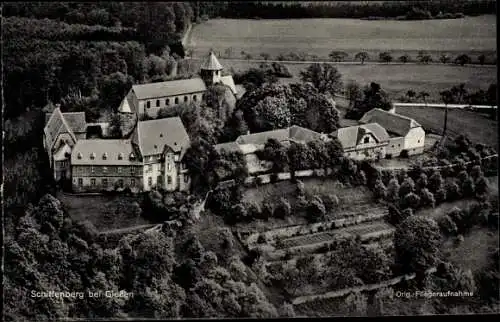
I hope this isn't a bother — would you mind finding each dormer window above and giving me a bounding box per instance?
[156,99,160,107]
[77,152,82,160]
[166,98,170,105]
[175,97,179,104]
[184,96,188,102]
[364,137,370,144]
[118,153,123,160]
[90,153,95,160]
[102,153,108,160]
[146,101,151,108]
[193,95,197,101]
[160,133,163,138]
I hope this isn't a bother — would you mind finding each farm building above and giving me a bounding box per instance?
[359,108,425,157]
[118,51,238,120]
[332,123,389,161]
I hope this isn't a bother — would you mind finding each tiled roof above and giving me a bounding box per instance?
[220,75,237,94]
[359,108,421,137]
[235,125,323,146]
[44,108,76,150]
[333,123,389,149]
[214,141,242,154]
[136,117,190,157]
[200,51,223,70]
[71,139,141,166]
[62,112,86,133]
[132,78,207,100]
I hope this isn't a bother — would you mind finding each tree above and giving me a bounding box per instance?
[379,52,393,64]
[329,51,348,62]
[224,47,233,58]
[454,54,471,66]
[274,197,291,219]
[394,216,441,275]
[440,90,454,136]
[477,54,486,65]
[354,52,369,64]
[387,178,400,202]
[307,198,326,223]
[420,188,436,208]
[300,63,343,95]
[418,91,430,107]
[399,177,415,197]
[108,113,122,139]
[440,54,451,64]
[98,71,133,111]
[253,96,291,130]
[401,192,421,210]
[406,90,416,102]
[398,54,410,63]
[347,82,392,119]
[345,80,362,108]
[260,52,270,61]
[244,53,252,61]
[417,51,432,64]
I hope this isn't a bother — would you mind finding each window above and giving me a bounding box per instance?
[103,167,108,174]
[147,164,152,172]
[202,94,206,100]
[91,178,96,186]
[167,163,172,171]
[364,137,370,144]
[392,145,394,148]
[102,178,108,186]
[118,179,124,187]
[215,70,219,76]
[167,176,172,184]
[117,167,122,174]
[175,97,179,104]
[184,175,189,183]
[102,153,107,160]
[148,177,152,186]
[157,155,162,160]
[90,153,95,160]
[77,153,82,160]
[184,96,188,102]
[181,163,186,170]
[166,98,170,105]
[156,99,160,107]
[130,167,135,175]
[418,140,421,143]
[147,101,151,108]
[91,166,95,173]
[398,144,401,147]
[129,153,135,160]
[157,175,163,184]
[193,95,197,101]
[118,153,123,160]
[130,178,135,186]
[78,178,83,186]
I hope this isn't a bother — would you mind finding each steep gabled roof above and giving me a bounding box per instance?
[71,139,141,166]
[220,75,237,94]
[44,108,77,150]
[62,112,86,133]
[135,117,190,157]
[118,95,134,113]
[333,123,389,150]
[359,108,421,137]
[200,51,223,70]
[132,78,207,100]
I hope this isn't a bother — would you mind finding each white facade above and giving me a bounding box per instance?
[138,91,205,119]
[403,127,426,155]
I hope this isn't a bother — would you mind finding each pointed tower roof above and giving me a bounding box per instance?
[200,51,223,70]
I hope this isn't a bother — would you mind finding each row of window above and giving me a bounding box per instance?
[146,175,188,186]
[145,94,205,109]
[78,178,133,187]
[89,166,136,175]
[77,152,136,161]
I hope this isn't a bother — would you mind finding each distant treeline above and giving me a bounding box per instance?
[216,1,496,19]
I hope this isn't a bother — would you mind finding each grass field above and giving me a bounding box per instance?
[395,106,498,147]
[56,192,151,232]
[188,16,496,60]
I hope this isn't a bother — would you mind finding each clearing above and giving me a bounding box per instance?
[56,192,152,232]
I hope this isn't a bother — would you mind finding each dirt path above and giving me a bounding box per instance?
[100,223,157,235]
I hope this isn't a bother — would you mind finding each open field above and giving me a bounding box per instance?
[395,106,498,147]
[56,192,151,232]
[188,16,496,61]
[188,57,496,103]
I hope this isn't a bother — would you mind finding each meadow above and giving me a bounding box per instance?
[396,106,498,147]
[188,15,497,60]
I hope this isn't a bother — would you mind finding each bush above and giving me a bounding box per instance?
[445,181,462,201]
[400,192,421,210]
[257,234,267,244]
[322,194,339,212]
[307,198,326,223]
[274,197,291,219]
[438,215,458,236]
[420,188,436,208]
[295,180,305,196]
[373,179,387,200]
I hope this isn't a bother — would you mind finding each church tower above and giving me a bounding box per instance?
[200,51,223,86]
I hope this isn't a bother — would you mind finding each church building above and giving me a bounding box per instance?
[118,51,237,119]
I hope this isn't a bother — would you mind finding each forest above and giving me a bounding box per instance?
[216,1,496,20]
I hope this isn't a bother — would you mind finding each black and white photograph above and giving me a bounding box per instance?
[2,1,498,320]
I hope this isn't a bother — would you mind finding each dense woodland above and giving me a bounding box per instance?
[216,1,496,20]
